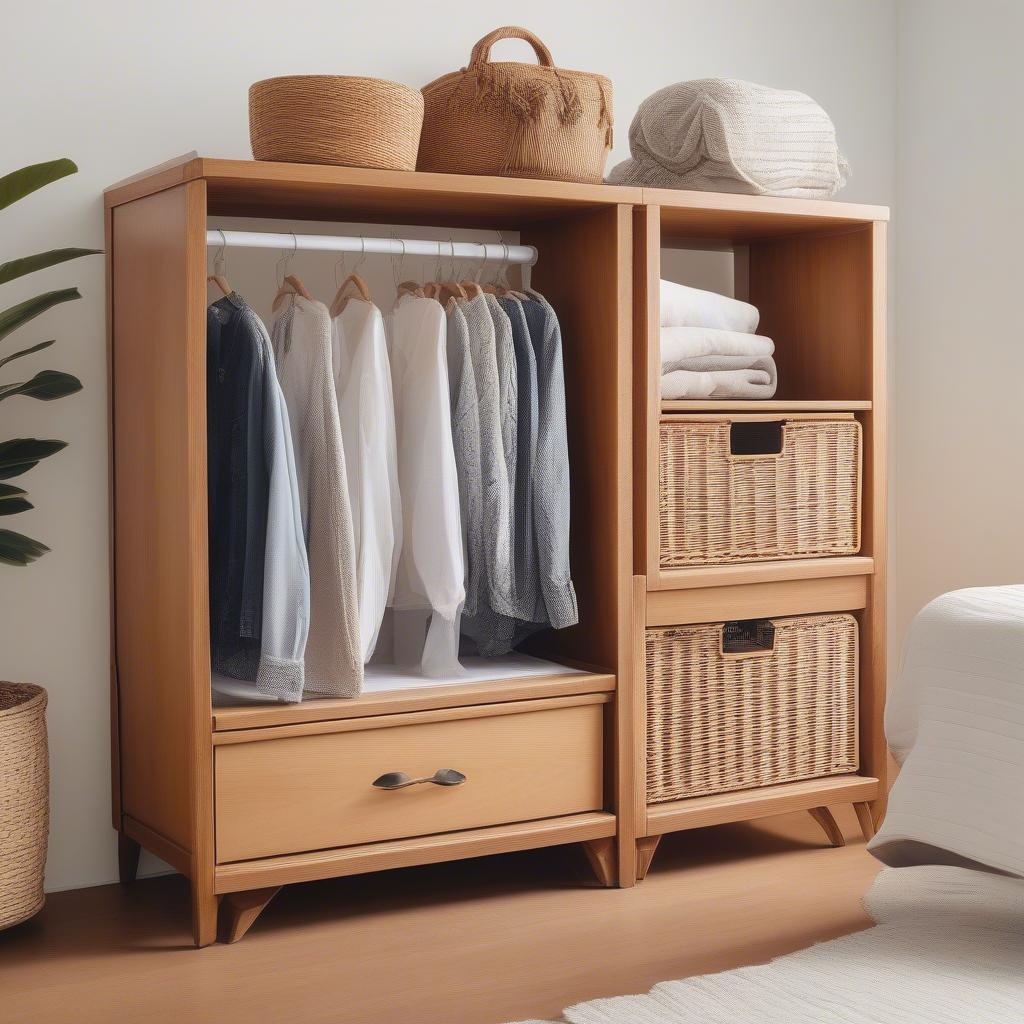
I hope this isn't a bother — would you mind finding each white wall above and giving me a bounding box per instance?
[893,1,1024,659]
[0,0,897,892]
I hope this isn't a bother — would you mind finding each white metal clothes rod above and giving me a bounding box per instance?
[206,230,538,265]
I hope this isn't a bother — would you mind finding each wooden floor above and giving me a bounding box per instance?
[0,808,881,1024]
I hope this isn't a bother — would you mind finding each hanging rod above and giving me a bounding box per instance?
[205,230,537,265]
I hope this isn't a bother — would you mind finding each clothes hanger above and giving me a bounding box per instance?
[270,233,313,312]
[459,241,486,298]
[436,238,467,303]
[392,236,423,299]
[330,237,373,318]
[206,230,232,297]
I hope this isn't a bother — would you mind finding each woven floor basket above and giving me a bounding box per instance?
[249,75,424,169]
[418,26,613,183]
[659,417,862,567]
[646,615,859,802]
[0,683,48,930]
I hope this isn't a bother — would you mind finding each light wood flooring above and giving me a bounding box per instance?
[0,808,881,1024]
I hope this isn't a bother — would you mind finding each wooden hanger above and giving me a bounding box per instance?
[330,272,372,318]
[207,230,232,297]
[396,280,424,299]
[271,273,313,313]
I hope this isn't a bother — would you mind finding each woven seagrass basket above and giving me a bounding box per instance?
[659,417,862,567]
[418,26,613,183]
[0,683,48,930]
[249,75,424,169]
[646,615,859,802]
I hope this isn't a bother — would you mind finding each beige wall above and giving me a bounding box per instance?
[0,0,897,892]
[892,1,1024,661]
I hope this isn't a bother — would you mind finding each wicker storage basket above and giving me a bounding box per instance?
[0,683,48,930]
[249,75,424,169]
[659,417,862,567]
[418,26,613,183]
[646,615,859,802]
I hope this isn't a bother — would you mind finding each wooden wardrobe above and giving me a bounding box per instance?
[105,156,888,946]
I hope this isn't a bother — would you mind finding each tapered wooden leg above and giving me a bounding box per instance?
[117,832,141,885]
[854,802,877,842]
[218,886,281,944]
[192,885,221,948]
[581,838,617,887]
[635,836,661,881]
[808,806,846,848]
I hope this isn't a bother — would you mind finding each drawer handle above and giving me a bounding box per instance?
[372,768,467,790]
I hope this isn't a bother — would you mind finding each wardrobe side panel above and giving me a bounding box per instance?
[111,183,210,852]
[522,206,632,675]
[747,227,873,402]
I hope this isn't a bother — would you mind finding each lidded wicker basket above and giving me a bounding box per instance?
[418,26,613,183]
[0,683,48,931]
[249,75,424,169]
[646,615,859,802]
[659,417,862,567]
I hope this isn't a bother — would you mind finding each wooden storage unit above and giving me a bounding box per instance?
[106,156,635,946]
[630,191,888,878]
[106,158,888,943]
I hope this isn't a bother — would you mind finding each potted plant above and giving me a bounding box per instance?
[1,158,98,930]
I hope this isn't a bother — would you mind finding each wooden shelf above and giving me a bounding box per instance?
[662,399,872,414]
[212,669,615,732]
[644,776,881,837]
[215,812,618,894]
[650,555,875,592]
[649,187,889,241]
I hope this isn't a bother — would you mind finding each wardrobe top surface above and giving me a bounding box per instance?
[105,154,889,236]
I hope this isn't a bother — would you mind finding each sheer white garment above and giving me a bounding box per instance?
[388,293,465,677]
[271,295,362,697]
[332,299,402,662]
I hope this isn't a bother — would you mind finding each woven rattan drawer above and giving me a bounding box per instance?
[646,613,859,802]
[659,417,862,567]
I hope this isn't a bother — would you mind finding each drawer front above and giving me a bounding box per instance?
[215,700,605,862]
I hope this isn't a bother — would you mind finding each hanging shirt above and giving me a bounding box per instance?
[458,293,515,619]
[521,293,578,629]
[388,293,465,677]
[332,299,402,663]
[272,295,362,697]
[207,292,309,703]
[445,300,483,619]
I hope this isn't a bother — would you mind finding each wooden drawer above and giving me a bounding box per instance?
[215,696,607,862]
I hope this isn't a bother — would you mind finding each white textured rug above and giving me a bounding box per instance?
[513,866,1024,1023]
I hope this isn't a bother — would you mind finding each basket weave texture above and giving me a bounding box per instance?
[659,417,862,567]
[249,75,424,169]
[418,26,613,183]
[0,683,48,930]
[646,615,859,802]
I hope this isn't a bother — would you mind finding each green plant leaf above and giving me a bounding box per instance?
[0,438,67,480]
[0,528,49,565]
[0,288,80,345]
[0,370,82,403]
[0,248,101,286]
[0,159,77,211]
[0,483,31,516]
[0,339,54,369]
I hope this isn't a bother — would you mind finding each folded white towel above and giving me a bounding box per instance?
[661,326,774,372]
[662,357,778,400]
[661,279,760,333]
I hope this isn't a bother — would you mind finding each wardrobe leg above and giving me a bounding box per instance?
[117,832,141,885]
[807,806,846,848]
[581,838,617,887]
[192,885,220,949]
[854,802,877,842]
[635,836,661,881]
[218,886,281,944]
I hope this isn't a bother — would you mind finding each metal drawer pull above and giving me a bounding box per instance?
[372,768,466,790]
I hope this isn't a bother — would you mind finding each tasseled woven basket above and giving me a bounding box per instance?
[418,26,613,184]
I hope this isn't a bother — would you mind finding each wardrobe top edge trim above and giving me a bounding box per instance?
[103,157,889,223]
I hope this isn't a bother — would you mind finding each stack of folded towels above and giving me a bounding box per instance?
[660,279,778,399]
